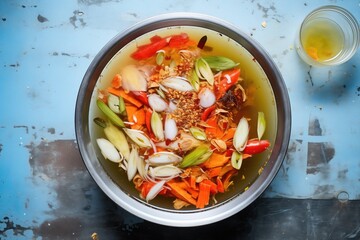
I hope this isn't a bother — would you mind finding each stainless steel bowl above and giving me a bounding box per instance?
[75,13,291,227]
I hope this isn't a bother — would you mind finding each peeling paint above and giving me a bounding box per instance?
[37,14,48,23]
[69,10,86,28]
[0,217,32,238]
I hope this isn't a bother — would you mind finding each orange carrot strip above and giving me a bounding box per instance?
[202,152,230,169]
[206,166,222,178]
[107,87,143,108]
[125,105,138,121]
[196,181,211,208]
[133,108,146,125]
[216,177,225,193]
[167,181,197,206]
[222,170,238,191]
[186,186,199,199]
[205,116,224,139]
[219,164,235,177]
[202,179,218,194]
[189,175,197,190]
[111,74,122,89]
[221,127,236,142]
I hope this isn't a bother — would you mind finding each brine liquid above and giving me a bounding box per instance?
[301,18,344,62]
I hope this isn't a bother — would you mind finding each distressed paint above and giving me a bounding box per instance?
[0,0,360,238]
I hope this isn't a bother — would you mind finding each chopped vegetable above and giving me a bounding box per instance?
[103,122,130,160]
[233,117,249,152]
[231,151,243,170]
[146,180,166,202]
[148,151,182,166]
[151,111,164,141]
[107,87,143,108]
[148,93,168,112]
[156,50,165,65]
[96,138,122,163]
[131,35,168,60]
[202,56,239,71]
[196,181,211,208]
[198,87,216,108]
[195,58,214,85]
[123,128,152,148]
[120,65,147,91]
[179,145,210,168]
[96,99,125,128]
[164,118,178,140]
[127,147,139,181]
[161,76,194,92]
[214,68,241,100]
[189,127,207,141]
[257,112,266,140]
[243,139,270,155]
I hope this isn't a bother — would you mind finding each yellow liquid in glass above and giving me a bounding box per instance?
[301,18,344,62]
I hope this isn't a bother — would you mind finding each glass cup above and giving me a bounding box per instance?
[295,5,360,67]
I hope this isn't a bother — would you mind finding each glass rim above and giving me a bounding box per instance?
[298,5,360,66]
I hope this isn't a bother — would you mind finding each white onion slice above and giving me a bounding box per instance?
[161,76,193,92]
[96,138,121,163]
[148,94,168,112]
[146,180,166,202]
[164,118,178,140]
[120,65,147,91]
[148,151,183,166]
[233,117,249,152]
[127,147,139,181]
[198,88,216,108]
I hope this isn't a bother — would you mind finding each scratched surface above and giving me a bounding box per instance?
[1,0,360,239]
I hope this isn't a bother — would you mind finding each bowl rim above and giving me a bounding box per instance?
[75,12,291,227]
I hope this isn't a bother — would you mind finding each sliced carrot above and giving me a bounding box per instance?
[206,166,222,178]
[216,177,225,193]
[202,179,218,194]
[196,181,211,208]
[107,87,143,108]
[202,152,230,169]
[111,74,122,89]
[189,175,197,190]
[221,127,236,142]
[125,105,138,121]
[167,181,197,206]
[205,116,224,139]
[185,186,199,199]
[133,108,145,125]
[222,170,238,191]
[219,164,235,177]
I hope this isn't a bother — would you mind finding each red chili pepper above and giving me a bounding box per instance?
[168,33,190,48]
[214,68,241,100]
[131,36,168,60]
[132,91,149,106]
[201,104,216,121]
[242,139,270,155]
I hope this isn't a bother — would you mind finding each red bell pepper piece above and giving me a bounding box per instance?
[132,91,149,106]
[168,33,190,48]
[214,68,241,100]
[242,139,270,155]
[131,36,168,60]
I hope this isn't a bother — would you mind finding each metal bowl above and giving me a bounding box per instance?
[75,13,291,227]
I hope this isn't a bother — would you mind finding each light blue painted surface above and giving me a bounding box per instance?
[0,0,360,237]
